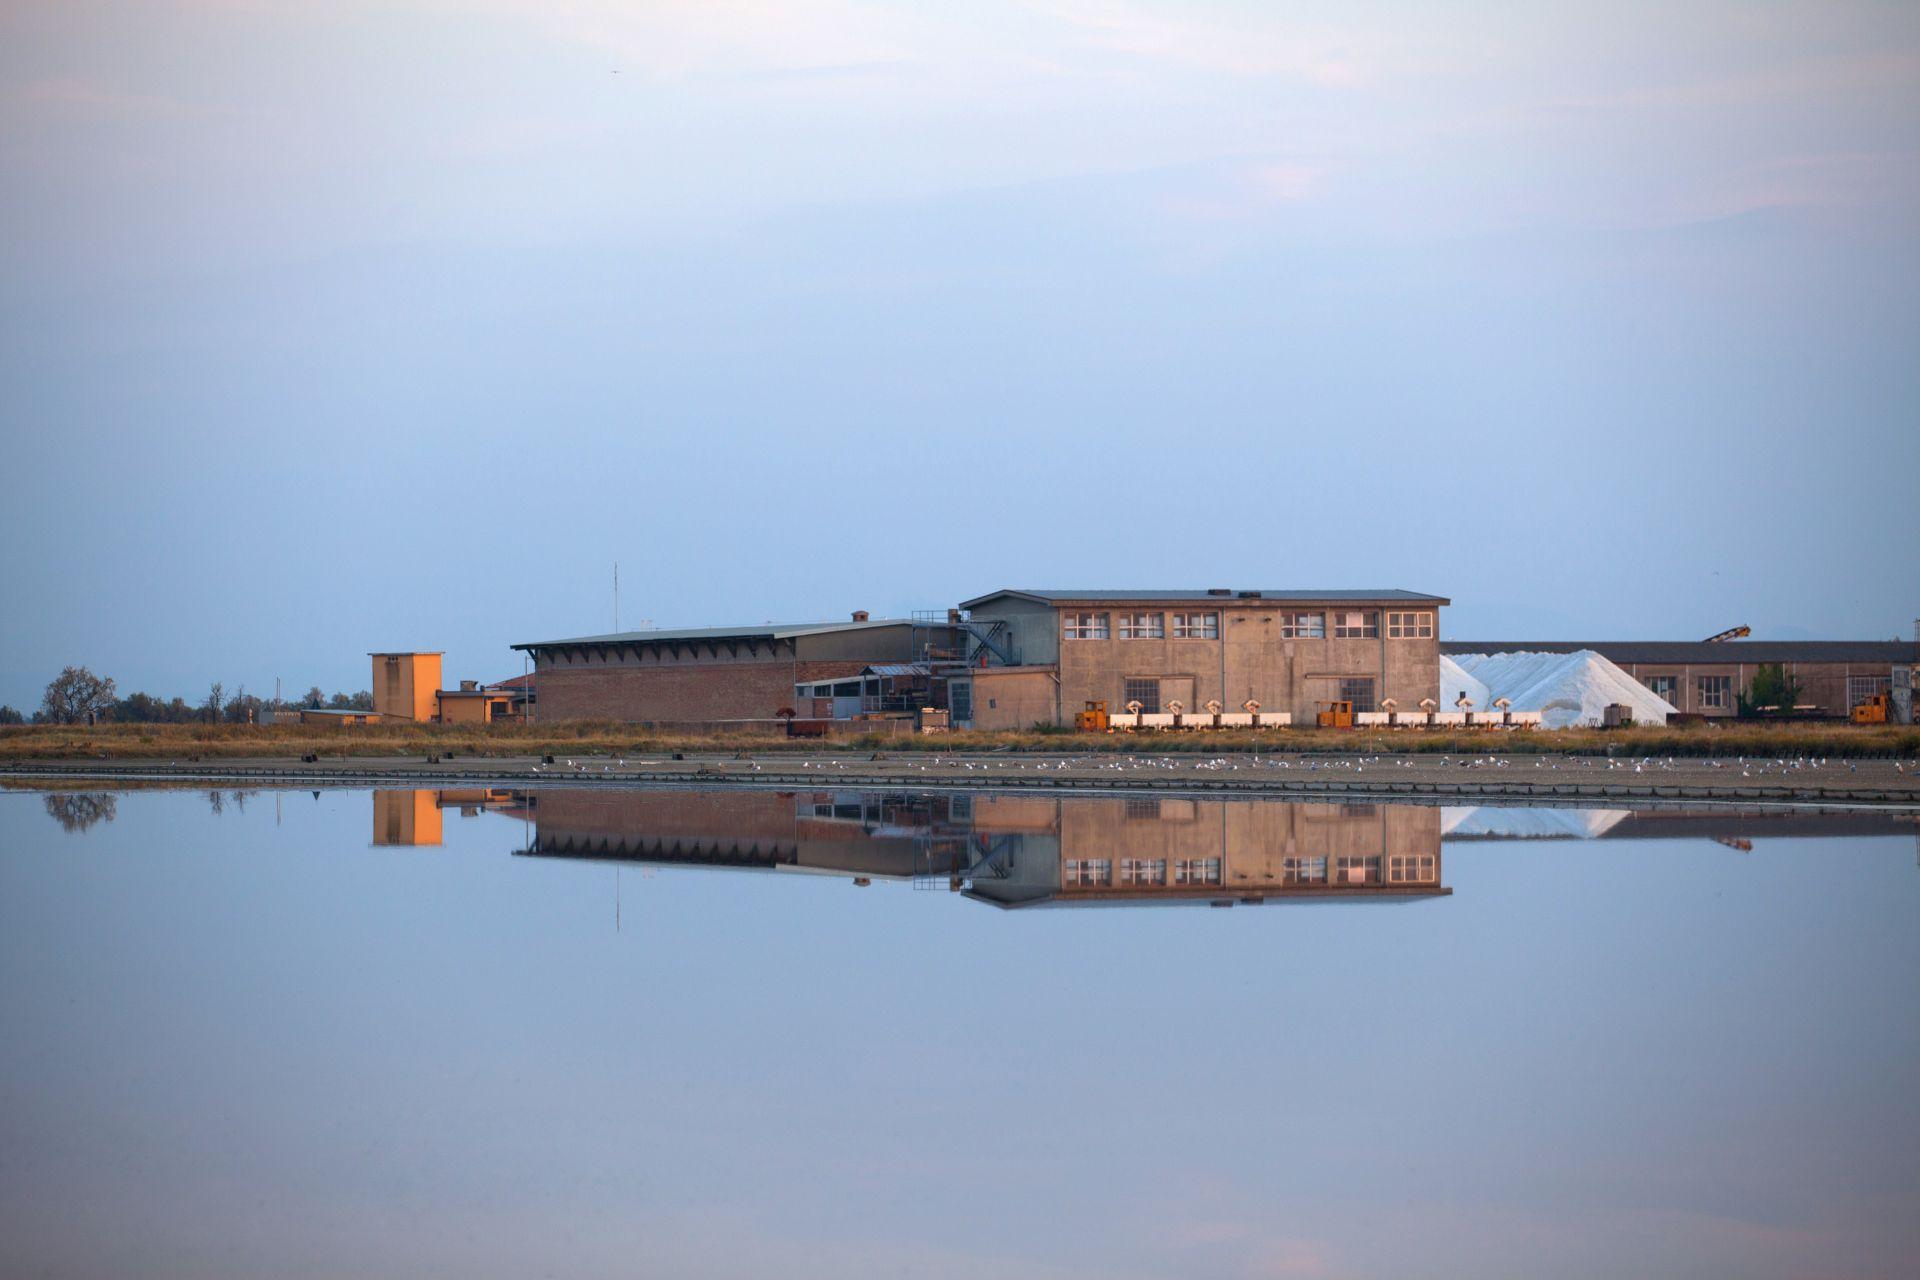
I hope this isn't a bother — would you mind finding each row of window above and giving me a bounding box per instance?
[1062,855,1435,887]
[1281,855,1437,885]
[1645,672,1892,711]
[1063,611,1433,641]
[1065,858,1223,886]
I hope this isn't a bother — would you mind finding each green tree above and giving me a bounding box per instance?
[41,666,118,725]
[1737,663,1803,718]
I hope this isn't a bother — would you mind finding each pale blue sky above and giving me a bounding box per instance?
[2,2,1916,705]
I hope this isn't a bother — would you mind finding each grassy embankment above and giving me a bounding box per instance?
[2,720,1916,762]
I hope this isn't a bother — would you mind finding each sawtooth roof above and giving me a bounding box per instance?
[512,617,915,651]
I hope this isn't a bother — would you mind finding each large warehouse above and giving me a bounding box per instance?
[1442,638,1918,721]
[511,612,945,726]
[951,588,1449,730]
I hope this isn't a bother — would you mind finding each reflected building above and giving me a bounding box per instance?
[372,788,526,847]
[961,795,1447,908]
[499,788,1449,909]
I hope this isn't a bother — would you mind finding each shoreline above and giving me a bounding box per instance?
[6,753,1918,808]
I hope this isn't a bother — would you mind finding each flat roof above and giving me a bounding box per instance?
[1444,640,1918,664]
[512,617,916,651]
[368,650,443,656]
[961,588,1450,608]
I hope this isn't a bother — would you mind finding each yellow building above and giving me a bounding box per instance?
[370,652,442,721]
[436,681,516,724]
[372,789,443,846]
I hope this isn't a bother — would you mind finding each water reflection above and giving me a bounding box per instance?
[505,789,1448,907]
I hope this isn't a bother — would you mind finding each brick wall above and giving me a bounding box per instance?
[535,656,877,723]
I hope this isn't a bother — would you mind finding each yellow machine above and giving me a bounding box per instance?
[1315,700,1354,729]
[1075,700,1110,732]
[1852,693,1890,725]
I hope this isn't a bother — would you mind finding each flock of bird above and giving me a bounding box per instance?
[519,752,1893,781]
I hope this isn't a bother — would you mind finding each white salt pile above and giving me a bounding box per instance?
[1441,807,1632,839]
[1439,656,1490,711]
[1446,649,1677,729]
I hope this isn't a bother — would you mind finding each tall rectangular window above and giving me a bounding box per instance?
[1339,677,1376,712]
[1064,859,1111,886]
[1171,612,1219,639]
[1122,678,1160,714]
[948,680,972,723]
[1278,612,1324,639]
[1386,611,1433,638]
[1697,675,1732,710]
[1118,612,1165,639]
[1643,675,1677,704]
[1333,610,1379,639]
[1848,674,1890,705]
[1063,612,1110,640]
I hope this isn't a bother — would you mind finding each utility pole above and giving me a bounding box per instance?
[614,562,620,633]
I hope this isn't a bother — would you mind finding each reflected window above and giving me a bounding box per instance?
[1120,857,1167,885]
[1174,858,1221,885]
[1065,858,1111,886]
[1282,856,1327,884]
[1336,855,1382,884]
[1389,854,1436,883]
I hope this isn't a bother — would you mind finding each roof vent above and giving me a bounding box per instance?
[1207,588,1232,597]
[851,610,870,622]
[1236,590,1262,598]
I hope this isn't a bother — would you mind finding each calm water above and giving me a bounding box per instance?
[3,785,1917,1279]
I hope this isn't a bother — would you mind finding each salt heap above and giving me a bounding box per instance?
[1446,649,1677,729]
[1439,656,1490,711]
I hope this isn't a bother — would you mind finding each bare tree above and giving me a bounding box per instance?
[41,666,118,725]
[205,681,224,725]
[43,792,118,833]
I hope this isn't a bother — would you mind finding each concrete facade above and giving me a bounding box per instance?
[956,589,1448,729]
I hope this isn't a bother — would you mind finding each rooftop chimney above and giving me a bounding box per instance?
[851,610,870,622]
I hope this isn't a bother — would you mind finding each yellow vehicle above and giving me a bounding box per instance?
[1075,700,1110,732]
[1852,693,1890,725]
[1315,700,1354,729]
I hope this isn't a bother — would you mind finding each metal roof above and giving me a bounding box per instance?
[864,663,930,678]
[960,588,1449,608]
[512,617,916,651]
[1442,640,1919,665]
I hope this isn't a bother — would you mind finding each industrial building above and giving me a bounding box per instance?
[951,588,1449,730]
[1442,639,1918,721]
[511,613,951,727]
[368,651,529,725]
[507,590,1448,728]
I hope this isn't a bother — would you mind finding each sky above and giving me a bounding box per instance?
[2,1,1917,707]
